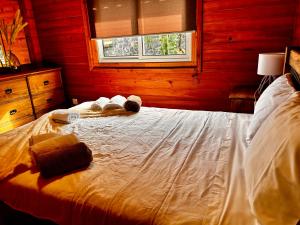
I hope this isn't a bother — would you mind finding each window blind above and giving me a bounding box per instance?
[88,0,196,38]
[89,0,138,38]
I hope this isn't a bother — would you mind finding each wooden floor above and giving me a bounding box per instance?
[0,201,57,225]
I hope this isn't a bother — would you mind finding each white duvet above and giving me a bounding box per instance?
[0,105,257,225]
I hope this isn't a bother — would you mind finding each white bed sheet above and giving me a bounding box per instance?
[0,105,257,225]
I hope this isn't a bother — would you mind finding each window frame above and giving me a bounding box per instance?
[97,32,193,63]
[81,0,202,70]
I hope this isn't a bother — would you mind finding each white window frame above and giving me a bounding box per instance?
[96,32,192,63]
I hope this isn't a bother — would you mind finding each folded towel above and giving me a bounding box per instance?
[50,109,80,124]
[30,134,80,162]
[91,95,127,111]
[124,95,142,112]
[30,134,93,178]
[91,97,110,111]
[29,133,60,146]
[103,95,127,111]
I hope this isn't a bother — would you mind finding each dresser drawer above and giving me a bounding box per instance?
[32,89,65,115]
[0,98,34,125]
[0,116,34,134]
[28,70,62,95]
[0,78,29,104]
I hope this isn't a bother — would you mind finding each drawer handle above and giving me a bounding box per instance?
[5,88,12,94]
[46,98,53,103]
[43,80,49,86]
[10,109,17,115]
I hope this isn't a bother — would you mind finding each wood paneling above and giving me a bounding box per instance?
[31,0,298,111]
[0,0,31,64]
[18,0,42,64]
[293,0,300,45]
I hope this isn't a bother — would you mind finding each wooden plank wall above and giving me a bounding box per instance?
[30,0,298,111]
[0,0,31,64]
[18,0,42,64]
[293,0,300,45]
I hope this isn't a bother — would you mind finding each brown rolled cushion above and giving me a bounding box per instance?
[124,95,142,112]
[32,142,93,178]
[124,101,140,112]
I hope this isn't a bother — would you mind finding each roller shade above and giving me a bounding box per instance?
[138,0,196,35]
[88,0,196,38]
[89,0,138,38]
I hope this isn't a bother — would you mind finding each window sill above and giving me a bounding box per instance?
[90,61,197,69]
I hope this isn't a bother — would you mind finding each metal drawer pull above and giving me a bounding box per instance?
[46,98,53,103]
[43,80,49,86]
[5,88,12,94]
[10,109,17,115]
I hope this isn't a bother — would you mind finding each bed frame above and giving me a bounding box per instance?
[285,46,300,91]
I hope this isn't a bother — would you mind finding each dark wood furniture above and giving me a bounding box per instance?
[229,86,256,113]
[0,67,65,134]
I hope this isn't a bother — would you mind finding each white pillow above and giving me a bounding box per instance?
[245,92,300,225]
[246,74,294,141]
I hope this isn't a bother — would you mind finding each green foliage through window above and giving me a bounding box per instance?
[97,32,192,62]
[103,37,138,57]
[143,33,186,56]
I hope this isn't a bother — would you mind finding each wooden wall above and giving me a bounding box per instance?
[0,0,31,64]
[293,0,300,45]
[30,0,298,111]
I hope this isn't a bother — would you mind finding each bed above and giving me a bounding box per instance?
[0,47,299,225]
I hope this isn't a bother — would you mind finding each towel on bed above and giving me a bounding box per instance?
[50,109,80,124]
[91,97,110,111]
[29,133,60,146]
[91,95,127,111]
[29,134,93,178]
[124,95,142,112]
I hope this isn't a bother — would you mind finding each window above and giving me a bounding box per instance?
[97,32,192,63]
[83,0,198,68]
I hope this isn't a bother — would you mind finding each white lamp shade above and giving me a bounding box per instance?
[257,53,285,76]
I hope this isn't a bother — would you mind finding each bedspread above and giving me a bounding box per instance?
[0,106,257,225]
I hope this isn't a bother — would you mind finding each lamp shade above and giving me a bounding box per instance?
[257,53,285,76]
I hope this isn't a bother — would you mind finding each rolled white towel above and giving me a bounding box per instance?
[50,109,80,124]
[91,97,110,111]
[91,95,127,111]
[124,95,142,112]
[103,95,127,111]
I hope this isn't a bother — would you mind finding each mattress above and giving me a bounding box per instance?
[0,106,257,225]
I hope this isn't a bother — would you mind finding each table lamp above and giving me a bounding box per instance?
[255,52,285,97]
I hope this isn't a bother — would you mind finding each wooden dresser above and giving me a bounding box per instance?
[0,67,65,134]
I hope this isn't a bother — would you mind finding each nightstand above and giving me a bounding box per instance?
[229,86,256,113]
